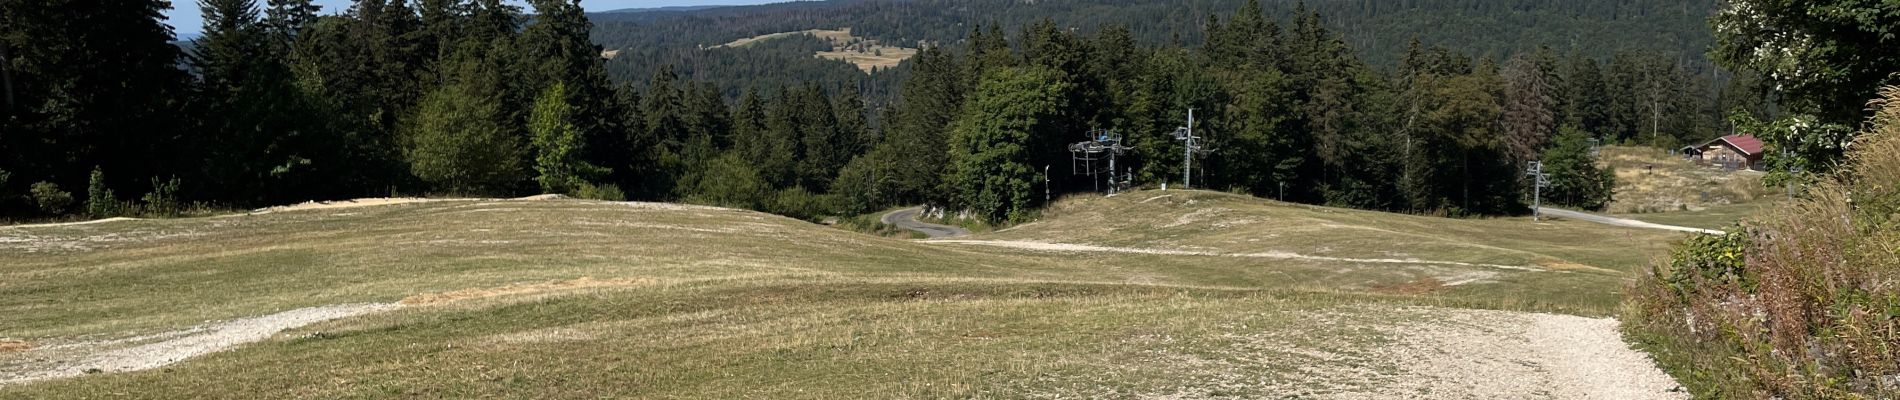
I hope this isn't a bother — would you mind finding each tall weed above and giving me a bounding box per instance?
[1626,86,1900,398]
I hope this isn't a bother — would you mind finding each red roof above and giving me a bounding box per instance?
[1708,134,1765,156]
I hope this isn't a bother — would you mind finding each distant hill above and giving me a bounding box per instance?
[589,0,1720,101]
[597,5,729,14]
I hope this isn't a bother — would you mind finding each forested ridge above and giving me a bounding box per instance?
[0,0,1763,223]
[592,0,1724,99]
[0,0,1694,222]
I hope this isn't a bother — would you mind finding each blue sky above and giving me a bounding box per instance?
[166,0,783,36]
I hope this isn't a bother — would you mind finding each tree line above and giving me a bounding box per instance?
[2,0,1748,222]
[843,0,1734,222]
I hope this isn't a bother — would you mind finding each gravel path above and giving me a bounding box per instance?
[1162,306,1688,399]
[0,303,398,386]
[1540,208,1725,235]
[1370,307,1688,399]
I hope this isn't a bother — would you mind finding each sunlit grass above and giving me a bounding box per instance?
[1,194,1682,397]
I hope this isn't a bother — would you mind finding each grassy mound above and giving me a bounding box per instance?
[1,190,1692,397]
[1625,87,1900,398]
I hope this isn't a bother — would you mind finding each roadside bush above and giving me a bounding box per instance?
[1625,86,1900,398]
[835,213,915,238]
[768,186,838,222]
[680,153,772,210]
[572,182,626,201]
[140,176,183,217]
[29,182,73,215]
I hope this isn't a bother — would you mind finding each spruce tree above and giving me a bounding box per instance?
[196,0,340,204]
[883,46,963,206]
[794,85,846,191]
[1499,53,1557,164]
[0,0,190,198]
[521,0,626,185]
[1563,54,1611,136]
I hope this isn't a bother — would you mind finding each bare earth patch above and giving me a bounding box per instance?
[0,303,397,386]
[0,217,141,229]
[1131,306,1686,399]
[257,197,446,213]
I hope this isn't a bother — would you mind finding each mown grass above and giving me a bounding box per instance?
[1612,200,1780,230]
[1,192,1685,397]
[10,280,1430,398]
[990,190,1683,270]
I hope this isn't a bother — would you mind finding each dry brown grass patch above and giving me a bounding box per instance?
[0,339,32,353]
[1371,277,1446,295]
[1602,145,1777,213]
[1537,260,1619,274]
[400,277,658,305]
[714,28,919,73]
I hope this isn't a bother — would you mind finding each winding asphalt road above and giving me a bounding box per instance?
[881,207,971,238]
[1540,207,1726,235]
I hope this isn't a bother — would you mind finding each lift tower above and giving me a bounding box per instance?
[1070,128,1133,194]
[1173,109,1208,189]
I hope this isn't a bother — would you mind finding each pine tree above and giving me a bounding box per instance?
[754,86,803,189]
[884,46,964,206]
[833,84,874,154]
[0,0,191,200]
[1563,54,1611,136]
[1499,53,1557,164]
[794,85,847,191]
[196,0,349,205]
[522,0,626,187]
[263,0,321,43]
[639,66,691,195]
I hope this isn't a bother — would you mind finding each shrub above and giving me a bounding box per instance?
[680,153,772,210]
[768,186,838,222]
[402,83,527,195]
[530,82,608,194]
[29,182,73,215]
[1625,86,1900,398]
[140,176,183,217]
[572,183,626,201]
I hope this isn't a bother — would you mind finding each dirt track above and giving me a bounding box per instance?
[1541,207,1725,235]
[1224,306,1688,399]
[0,303,398,386]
